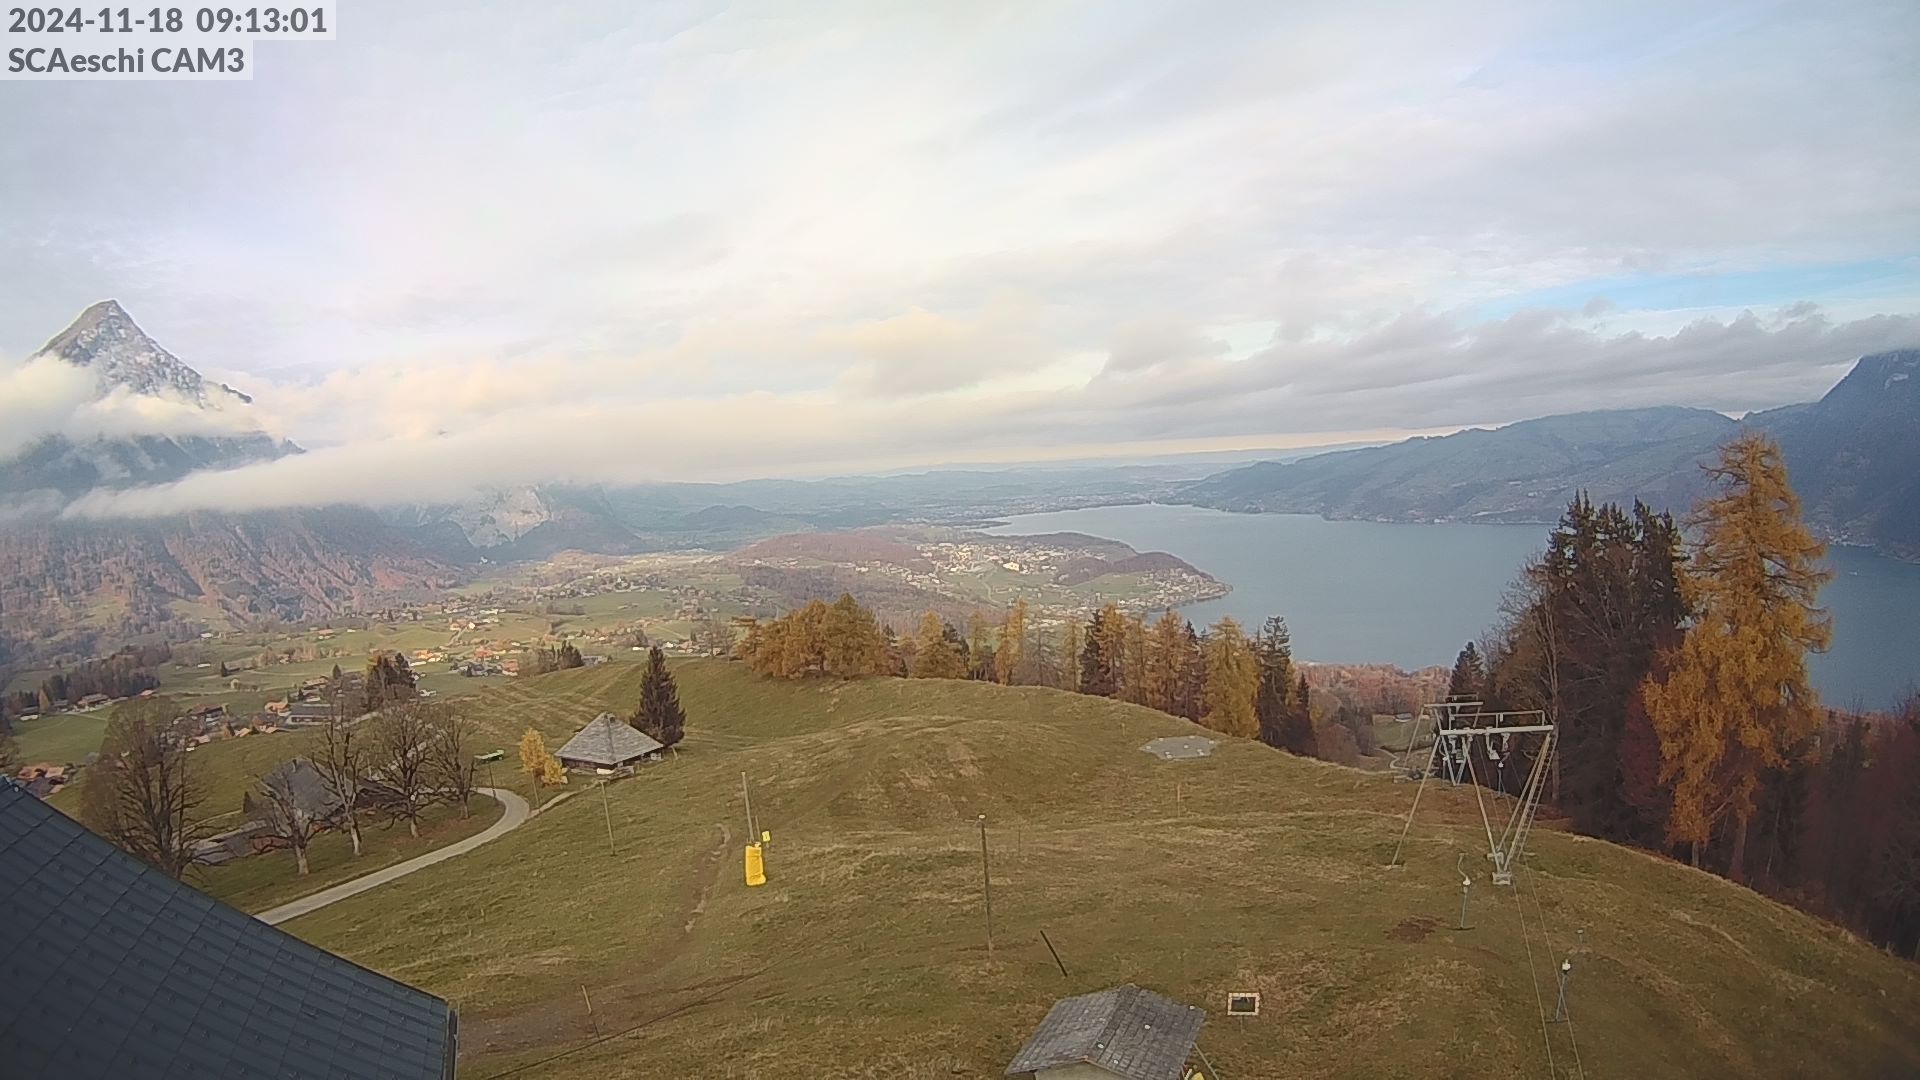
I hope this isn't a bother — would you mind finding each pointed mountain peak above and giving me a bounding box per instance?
[37,299,252,406]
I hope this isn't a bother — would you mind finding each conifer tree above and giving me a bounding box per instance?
[1079,608,1118,697]
[632,646,687,747]
[1120,612,1149,705]
[1447,642,1485,701]
[823,593,884,678]
[910,611,967,678]
[1253,615,1298,750]
[1201,617,1258,738]
[994,599,1029,685]
[1176,621,1208,721]
[1643,433,1832,875]
[1057,620,1083,691]
[1145,611,1188,714]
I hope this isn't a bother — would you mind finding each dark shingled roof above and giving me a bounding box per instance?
[1005,984,1205,1080]
[0,780,456,1079]
[557,712,663,766]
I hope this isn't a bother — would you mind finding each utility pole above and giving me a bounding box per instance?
[978,813,994,956]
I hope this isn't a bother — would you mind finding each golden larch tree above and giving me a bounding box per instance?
[1057,620,1083,691]
[994,599,1029,685]
[518,727,567,808]
[1202,617,1260,738]
[1144,610,1188,714]
[1120,611,1149,705]
[910,611,966,679]
[823,593,884,678]
[1642,432,1832,875]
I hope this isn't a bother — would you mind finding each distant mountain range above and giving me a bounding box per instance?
[2,301,299,498]
[0,303,457,664]
[3,300,1914,665]
[1176,349,1920,559]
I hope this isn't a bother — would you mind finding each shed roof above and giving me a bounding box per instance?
[1005,984,1205,1080]
[557,712,663,766]
[0,779,455,1078]
[1141,736,1216,761]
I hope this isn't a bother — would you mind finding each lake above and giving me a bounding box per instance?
[985,503,1920,711]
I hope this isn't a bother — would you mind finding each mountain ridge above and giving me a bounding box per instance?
[0,303,463,663]
[1176,351,1920,559]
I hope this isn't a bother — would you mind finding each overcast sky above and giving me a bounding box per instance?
[3,0,1918,513]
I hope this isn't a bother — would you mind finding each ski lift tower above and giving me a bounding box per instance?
[1389,705,1557,886]
[1390,698,1482,784]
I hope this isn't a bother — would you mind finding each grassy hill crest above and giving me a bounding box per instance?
[249,660,1920,1078]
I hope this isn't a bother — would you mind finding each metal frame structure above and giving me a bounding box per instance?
[1389,703,1556,886]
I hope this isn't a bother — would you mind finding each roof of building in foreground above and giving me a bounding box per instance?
[1005,983,1206,1080]
[557,711,663,766]
[0,780,455,1079]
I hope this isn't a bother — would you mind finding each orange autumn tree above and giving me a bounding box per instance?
[1642,432,1831,875]
[1202,616,1259,738]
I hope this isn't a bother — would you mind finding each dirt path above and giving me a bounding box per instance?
[463,820,735,1057]
[256,788,531,926]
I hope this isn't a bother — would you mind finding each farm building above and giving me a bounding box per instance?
[1005,984,1206,1080]
[557,712,663,775]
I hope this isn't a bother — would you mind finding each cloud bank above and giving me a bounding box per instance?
[0,2,1914,519]
[0,355,264,463]
[58,302,1918,519]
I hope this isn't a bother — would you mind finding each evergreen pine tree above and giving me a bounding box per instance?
[633,646,687,747]
[1079,608,1117,697]
[1447,642,1485,700]
[1253,615,1297,750]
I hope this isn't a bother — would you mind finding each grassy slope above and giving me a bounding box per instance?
[194,796,506,913]
[265,662,1917,1079]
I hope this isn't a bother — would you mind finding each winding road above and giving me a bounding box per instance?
[257,786,532,926]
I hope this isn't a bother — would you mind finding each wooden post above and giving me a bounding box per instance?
[598,780,616,857]
[742,772,756,839]
[980,816,994,951]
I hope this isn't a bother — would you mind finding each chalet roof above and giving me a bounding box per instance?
[0,779,455,1078]
[557,713,662,766]
[1005,984,1205,1080]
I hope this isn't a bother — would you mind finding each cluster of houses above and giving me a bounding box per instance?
[12,762,74,799]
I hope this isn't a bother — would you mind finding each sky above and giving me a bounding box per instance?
[2,0,1918,515]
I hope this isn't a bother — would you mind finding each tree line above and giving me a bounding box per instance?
[3,645,170,722]
[737,595,1374,766]
[1465,432,1918,957]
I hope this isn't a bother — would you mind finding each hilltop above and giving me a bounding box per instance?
[251,660,1919,1078]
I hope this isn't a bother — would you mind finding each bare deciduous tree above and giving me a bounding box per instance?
[312,691,368,856]
[251,760,333,876]
[371,701,437,838]
[426,707,479,818]
[79,697,207,879]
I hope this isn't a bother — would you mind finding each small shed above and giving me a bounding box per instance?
[557,713,664,775]
[1006,984,1206,1080]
